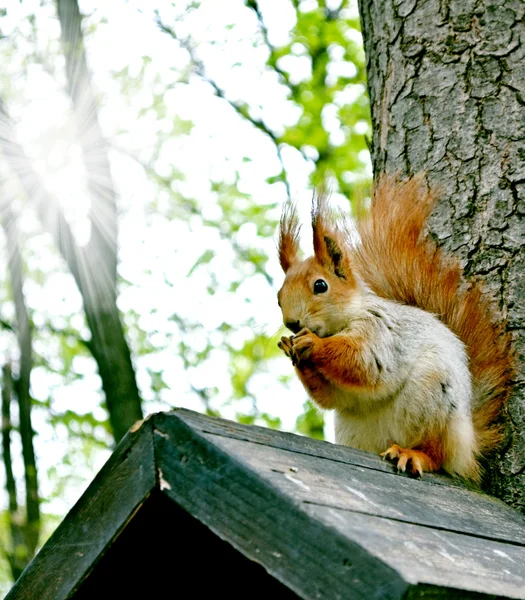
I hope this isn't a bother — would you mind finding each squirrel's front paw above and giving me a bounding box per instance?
[291,328,319,363]
[278,336,297,365]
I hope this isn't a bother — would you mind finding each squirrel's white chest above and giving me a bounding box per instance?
[333,403,407,453]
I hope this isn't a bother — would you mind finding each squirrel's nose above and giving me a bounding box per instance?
[286,320,301,334]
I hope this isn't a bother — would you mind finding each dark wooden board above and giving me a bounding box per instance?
[153,412,410,600]
[171,408,470,488]
[5,418,156,600]
[199,432,525,546]
[309,506,525,599]
[6,408,525,600]
[153,410,525,599]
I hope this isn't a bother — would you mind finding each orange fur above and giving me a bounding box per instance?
[277,176,514,479]
[418,439,445,469]
[382,444,442,477]
[279,202,301,273]
[353,176,515,456]
[295,364,338,409]
[278,330,374,407]
[308,334,374,389]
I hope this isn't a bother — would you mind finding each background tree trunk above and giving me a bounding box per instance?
[1,208,40,579]
[358,0,525,508]
[55,0,143,442]
[0,96,143,443]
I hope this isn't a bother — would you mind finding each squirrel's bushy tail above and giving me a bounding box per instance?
[353,176,515,454]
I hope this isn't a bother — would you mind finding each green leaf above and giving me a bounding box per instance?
[187,249,215,276]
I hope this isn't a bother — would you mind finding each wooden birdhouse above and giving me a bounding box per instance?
[6,409,525,599]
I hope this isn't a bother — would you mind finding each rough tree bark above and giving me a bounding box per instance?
[358,0,525,508]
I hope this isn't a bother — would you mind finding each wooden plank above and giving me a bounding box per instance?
[171,408,469,488]
[5,419,156,600]
[153,411,525,599]
[8,408,525,600]
[199,432,525,546]
[308,505,525,600]
[152,412,411,600]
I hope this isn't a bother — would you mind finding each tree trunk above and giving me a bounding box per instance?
[358,0,525,508]
[0,96,143,443]
[0,0,143,442]
[1,207,41,580]
[56,0,118,281]
[1,365,26,580]
[4,211,40,552]
[55,0,143,442]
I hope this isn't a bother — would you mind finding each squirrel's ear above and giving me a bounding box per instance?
[312,192,351,280]
[323,234,347,279]
[279,201,301,273]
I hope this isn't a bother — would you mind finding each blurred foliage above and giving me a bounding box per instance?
[0,0,370,594]
[248,0,371,193]
[296,401,325,440]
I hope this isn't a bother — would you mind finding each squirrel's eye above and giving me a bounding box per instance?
[313,279,328,294]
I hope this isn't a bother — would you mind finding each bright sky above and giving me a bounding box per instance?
[0,2,368,566]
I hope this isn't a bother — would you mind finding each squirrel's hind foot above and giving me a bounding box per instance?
[381,444,440,478]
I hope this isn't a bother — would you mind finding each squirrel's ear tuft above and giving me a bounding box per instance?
[312,191,352,280]
[312,191,329,264]
[279,201,301,272]
[323,235,346,279]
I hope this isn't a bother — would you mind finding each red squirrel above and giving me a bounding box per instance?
[277,176,514,480]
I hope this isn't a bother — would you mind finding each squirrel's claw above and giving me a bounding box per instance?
[381,444,425,478]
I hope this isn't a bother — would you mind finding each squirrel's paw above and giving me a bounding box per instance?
[381,444,432,478]
[278,336,297,365]
[291,328,318,362]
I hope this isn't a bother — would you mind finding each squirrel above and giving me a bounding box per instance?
[277,176,514,481]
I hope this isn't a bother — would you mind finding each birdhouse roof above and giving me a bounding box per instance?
[6,409,525,599]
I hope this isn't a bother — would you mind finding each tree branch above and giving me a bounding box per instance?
[54,0,143,441]
[244,0,298,94]
[154,13,297,201]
